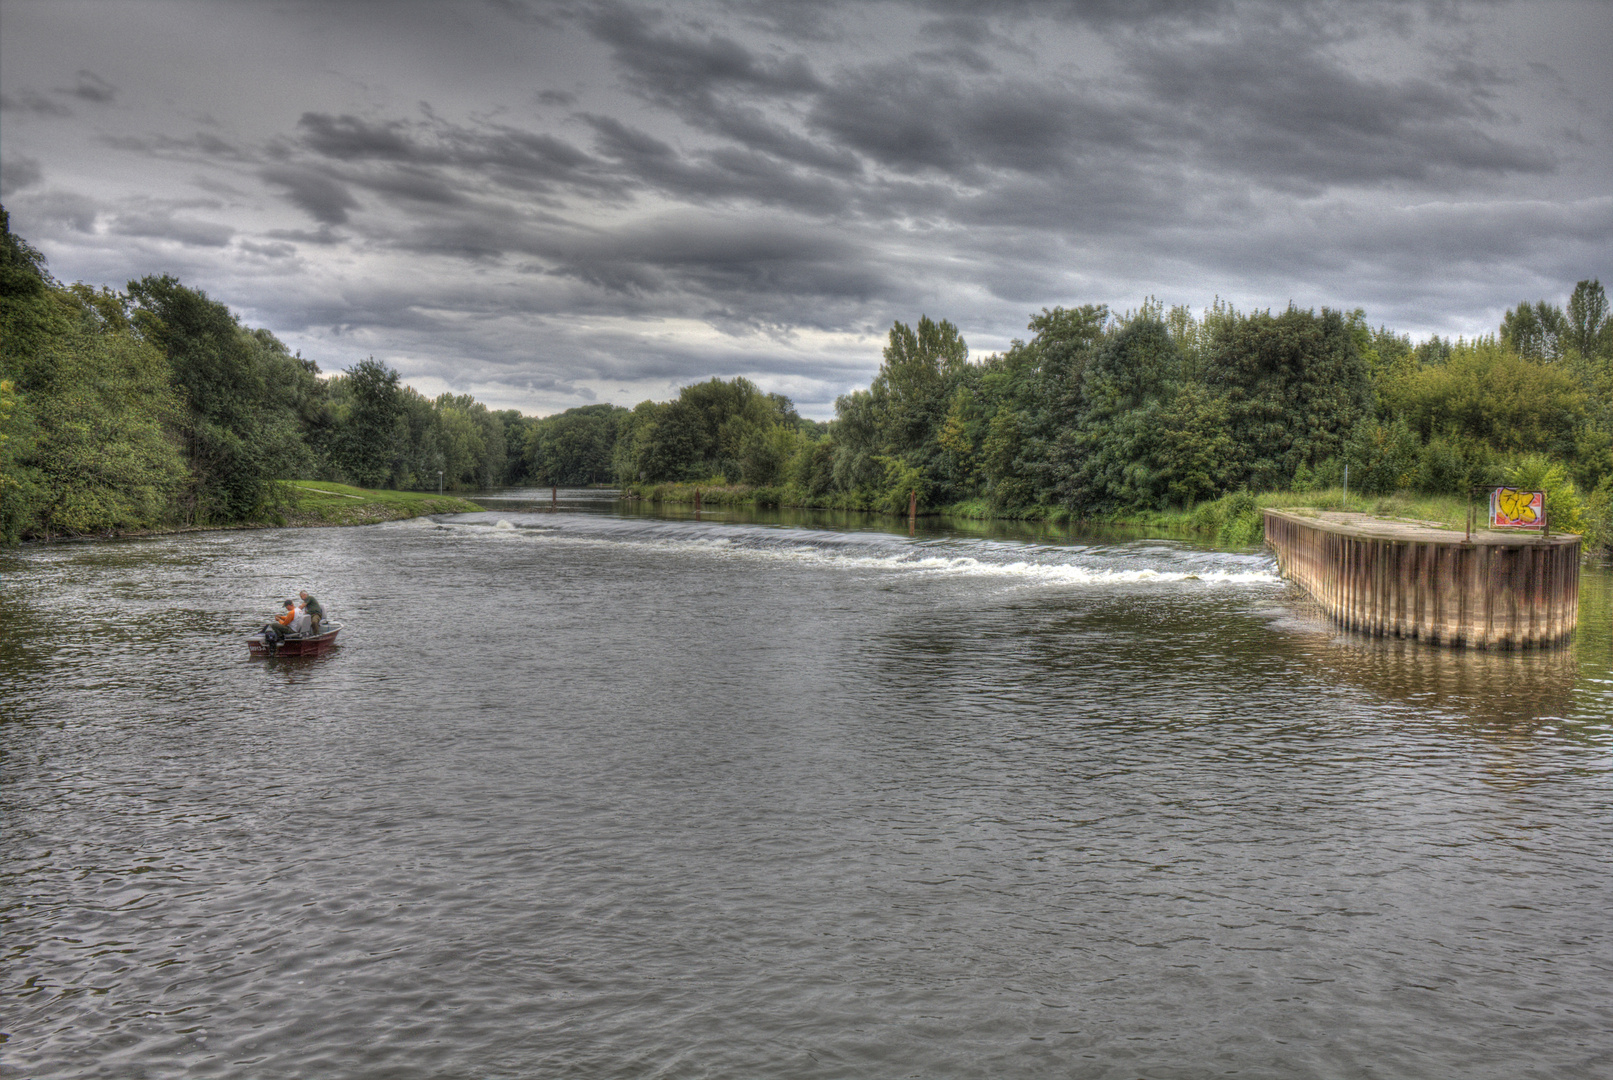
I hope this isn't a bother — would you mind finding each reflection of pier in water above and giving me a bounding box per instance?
[1287,622,1580,728]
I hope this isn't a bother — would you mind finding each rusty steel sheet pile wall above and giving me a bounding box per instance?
[1263,509,1581,648]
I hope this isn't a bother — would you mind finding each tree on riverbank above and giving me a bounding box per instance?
[2,204,1608,551]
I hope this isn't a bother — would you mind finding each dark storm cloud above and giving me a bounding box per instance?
[808,67,1139,178]
[0,155,43,196]
[264,225,345,245]
[1125,27,1555,188]
[4,0,1607,417]
[297,113,419,160]
[101,131,254,163]
[583,4,862,175]
[0,90,72,117]
[58,70,117,104]
[25,190,100,233]
[293,112,610,199]
[544,216,884,303]
[260,166,360,224]
[587,3,823,102]
[109,209,234,248]
[574,112,845,211]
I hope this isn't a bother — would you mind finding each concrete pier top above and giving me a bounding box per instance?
[1265,509,1582,549]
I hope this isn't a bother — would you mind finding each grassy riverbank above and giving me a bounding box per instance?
[274,481,482,527]
[620,481,1480,547]
[22,482,483,542]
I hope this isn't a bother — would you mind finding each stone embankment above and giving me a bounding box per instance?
[1264,509,1580,648]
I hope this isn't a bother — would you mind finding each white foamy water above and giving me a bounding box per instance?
[422,511,1284,591]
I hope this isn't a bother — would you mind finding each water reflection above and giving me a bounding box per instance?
[1268,576,1608,729]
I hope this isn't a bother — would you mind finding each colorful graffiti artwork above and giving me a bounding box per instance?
[1490,487,1546,529]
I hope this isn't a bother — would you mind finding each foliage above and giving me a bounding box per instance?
[2,204,1608,558]
[1202,305,1372,491]
[1500,299,1568,362]
[126,274,318,523]
[1502,453,1584,536]
[525,403,625,485]
[26,290,187,536]
[1381,338,1584,459]
[280,479,482,525]
[1565,279,1611,360]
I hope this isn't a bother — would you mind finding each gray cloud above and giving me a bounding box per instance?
[2,0,1608,418]
[588,3,824,102]
[58,69,116,103]
[260,166,361,224]
[1,155,43,196]
[20,189,100,233]
[297,113,418,160]
[110,209,234,248]
[1124,27,1555,189]
[0,89,72,116]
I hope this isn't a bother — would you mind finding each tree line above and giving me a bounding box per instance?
[3,206,1609,549]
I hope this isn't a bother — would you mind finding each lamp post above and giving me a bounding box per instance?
[437,470,443,496]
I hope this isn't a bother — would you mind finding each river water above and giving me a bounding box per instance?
[3,489,1611,1079]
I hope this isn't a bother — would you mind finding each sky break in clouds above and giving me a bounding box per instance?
[1,0,1609,417]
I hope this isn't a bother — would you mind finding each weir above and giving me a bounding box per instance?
[1263,509,1581,648]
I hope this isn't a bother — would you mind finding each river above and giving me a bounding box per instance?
[3,489,1610,1079]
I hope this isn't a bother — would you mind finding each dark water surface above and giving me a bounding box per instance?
[3,489,1611,1079]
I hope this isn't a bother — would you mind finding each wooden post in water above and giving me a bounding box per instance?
[551,485,557,510]
[695,488,702,518]
[909,489,917,536]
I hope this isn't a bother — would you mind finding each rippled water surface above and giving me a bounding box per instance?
[4,490,1611,1079]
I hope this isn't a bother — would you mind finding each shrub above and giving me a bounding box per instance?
[1503,454,1584,535]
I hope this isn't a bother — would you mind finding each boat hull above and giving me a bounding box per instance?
[247,625,341,657]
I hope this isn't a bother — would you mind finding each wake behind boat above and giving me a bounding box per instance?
[247,622,342,657]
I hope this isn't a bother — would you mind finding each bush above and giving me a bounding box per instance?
[1217,490,1264,545]
[1503,453,1584,535]
[1583,476,1612,555]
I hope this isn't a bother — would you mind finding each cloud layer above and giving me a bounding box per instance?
[3,0,1609,416]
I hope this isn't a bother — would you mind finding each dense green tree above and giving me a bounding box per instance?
[1500,299,1567,362]
[0,272,186,536]
[626,377,789,483]
[869,316,968,454]
[26,290,186,536]
[1203,306,1371,491]
[126,275,314,521]
[829,389,882,494]
[525,403,625,485]
[1054,318,1191,509]
[1565,279,1610,359]
[332,359,406,488]
[1382,338,1584,459]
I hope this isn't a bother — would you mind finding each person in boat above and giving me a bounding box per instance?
[261,599,298,645]
[286,601,313,637]
[299,591,323,634]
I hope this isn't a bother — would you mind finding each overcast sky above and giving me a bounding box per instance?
[2,0,1609,417]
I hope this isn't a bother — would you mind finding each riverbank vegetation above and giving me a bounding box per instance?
[616,298,1611,553]
[3,206,1609,552]
[275,481,482,528]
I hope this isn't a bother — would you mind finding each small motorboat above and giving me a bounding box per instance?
[247,622,342,657]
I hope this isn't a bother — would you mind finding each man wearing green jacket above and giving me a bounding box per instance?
[299,591,323,634]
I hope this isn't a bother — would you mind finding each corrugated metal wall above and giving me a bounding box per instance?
[1264,510,1580,648]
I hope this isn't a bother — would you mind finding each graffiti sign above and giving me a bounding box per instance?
[1490,487,1545,530]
